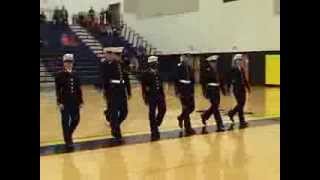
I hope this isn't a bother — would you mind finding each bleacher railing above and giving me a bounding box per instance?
[119,20,158,55]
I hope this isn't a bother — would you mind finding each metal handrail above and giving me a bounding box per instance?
[119,21,159,55]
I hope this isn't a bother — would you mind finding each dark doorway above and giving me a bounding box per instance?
[109,3,121,28]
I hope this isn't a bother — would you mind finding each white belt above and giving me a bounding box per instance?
[208,83,219,86]
[110,80,124,84]
[179,80,191,84]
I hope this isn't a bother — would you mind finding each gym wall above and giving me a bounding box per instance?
[120,0,280,54]
[41,0,280,86]
[41,0,279,55]
[156,51,280,86]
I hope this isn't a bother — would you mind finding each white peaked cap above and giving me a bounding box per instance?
[103,47,124,53]
[206,55,219,61]
[148,56,158,63]
[233,54,243,61]
[63,53,74,62]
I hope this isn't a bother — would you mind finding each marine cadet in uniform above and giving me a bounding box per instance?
[141,56,166,141]
[101,47,131,140]
[99,50,111,124]
[200,55,226,132]
[227,54,250,129]
[55,53,83,149]
[174,53,196,135]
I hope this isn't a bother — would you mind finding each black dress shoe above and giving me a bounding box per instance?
[216,127,225,132]
[201,127,208,134]
[201,113,207,126]
[65,143,74,152]
[239,121,249,129]
[179,131,184,137]
[216,124,226,132]
[228,123,235,131]
[185,128,196,136]
[111,129,122,139]
[177,116,184,128]
[151,133,160,141]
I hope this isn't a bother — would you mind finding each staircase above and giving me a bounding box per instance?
[40,23,101,85]
[69,25,105,59]
[39,20,161,86]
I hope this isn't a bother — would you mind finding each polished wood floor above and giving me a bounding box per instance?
[40,84,280,146]
[40,124,280,180]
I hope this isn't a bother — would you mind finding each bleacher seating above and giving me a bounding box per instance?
[40,23,100,85]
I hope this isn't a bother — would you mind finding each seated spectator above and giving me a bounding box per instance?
[106,25,113,36]
[112,27,120,37]
[61,33,70,46]
[99,24,108,35]
[78,12,85,26]
[91,20,100,34]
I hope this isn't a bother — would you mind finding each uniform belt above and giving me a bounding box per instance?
[110,80,124,84]
[179,80,191,84]
[208,83,219,86]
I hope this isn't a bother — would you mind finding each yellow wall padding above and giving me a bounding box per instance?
[265,55,280,85]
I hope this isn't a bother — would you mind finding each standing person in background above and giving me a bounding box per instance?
[106,7,112,25]
[61,6,68,25]
[88,7,96,27]
[100,8,105,25]
[227,54,251,130]
[174,53,196,135]
[55,54,83,150]
[141,56,167,141]
[52,7,60,25]
[40,11,46,23]
[72,14,77,25]
[200,55,226,132]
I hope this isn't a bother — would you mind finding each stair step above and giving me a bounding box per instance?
[93,50,103,54]
[40,76,55,81]
[40,71,51,76]
[83,39,98,43]
[89,46,103,50]
[40,75,52,78]
[40,82,55,86]
[97,54,105,58]
[86,42,102,46]
[72,30,87,33]
[69,25,82,29]
[78,35,94,39]
[75,32,89,35]
[40,80,55,83]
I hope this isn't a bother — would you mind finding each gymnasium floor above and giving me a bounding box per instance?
[40,84,280,146]
[40,84,280,180]
[41,123,280,180]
